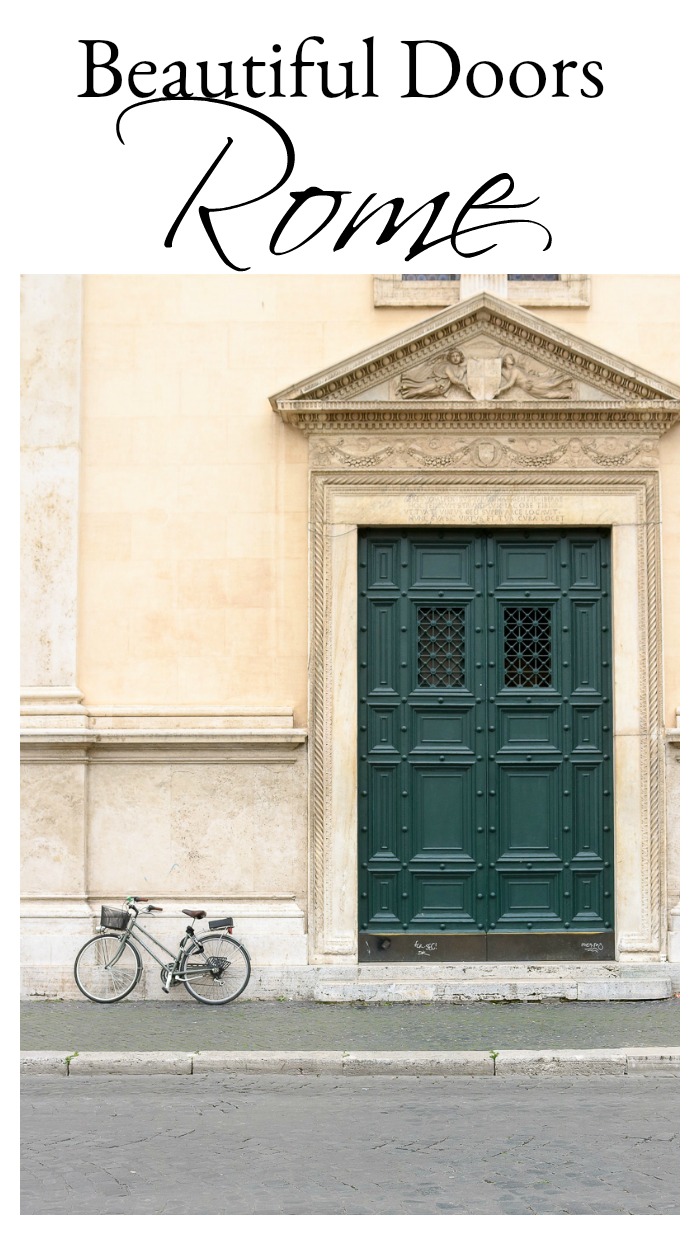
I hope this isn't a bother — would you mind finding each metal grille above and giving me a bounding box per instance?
[503,606,552,687]
[417,607,465,687]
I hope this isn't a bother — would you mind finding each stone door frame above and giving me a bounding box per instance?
[307,469,665,965]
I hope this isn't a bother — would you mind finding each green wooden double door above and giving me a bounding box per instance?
[358,529,614,962]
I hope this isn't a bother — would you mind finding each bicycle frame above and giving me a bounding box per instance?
[102,912,203,981]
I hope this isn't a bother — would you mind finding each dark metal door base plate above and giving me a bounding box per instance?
[359,932,616,963]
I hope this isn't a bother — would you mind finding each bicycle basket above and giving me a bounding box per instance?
[100,905,130,931]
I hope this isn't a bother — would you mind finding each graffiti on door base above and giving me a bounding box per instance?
[414,941,439,955]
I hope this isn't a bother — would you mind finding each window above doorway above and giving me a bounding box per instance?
[373,273,591,308]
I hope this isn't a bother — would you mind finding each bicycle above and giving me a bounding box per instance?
[73,897,252,1005]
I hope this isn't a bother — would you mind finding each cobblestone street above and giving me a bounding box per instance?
[21,997,680,1053]
[21,1074,679,1215]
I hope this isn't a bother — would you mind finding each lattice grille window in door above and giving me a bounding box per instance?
[503,606,553,688]
[417,607,466,687]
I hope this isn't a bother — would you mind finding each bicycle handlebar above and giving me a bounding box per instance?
[126,897,163,914]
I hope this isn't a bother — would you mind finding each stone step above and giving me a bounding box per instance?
[314,976,673,1002]
[353,962,623,980]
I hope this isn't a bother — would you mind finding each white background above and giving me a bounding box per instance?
[7,0,691,272]
[9,2,691,1225]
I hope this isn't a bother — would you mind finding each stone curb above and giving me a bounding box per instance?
[20,1048,680,1078]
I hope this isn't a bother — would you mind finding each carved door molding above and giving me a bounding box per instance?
[307,469,664,966]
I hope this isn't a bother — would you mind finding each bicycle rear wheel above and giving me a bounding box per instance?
[74,934,142,1003]
[182,934,251,1005]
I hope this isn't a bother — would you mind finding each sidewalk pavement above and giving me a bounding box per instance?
[21,997,679,1077]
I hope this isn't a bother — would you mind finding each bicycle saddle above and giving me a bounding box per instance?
[182,909,207,919]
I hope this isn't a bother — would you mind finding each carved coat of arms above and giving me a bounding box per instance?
[466,358,502,400]
[397,350,574,401]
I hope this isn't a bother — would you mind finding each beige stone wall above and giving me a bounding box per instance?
[78,274,680,727]
[21,762,87,898]
[86,756,307,909]
[20,275,85,719]
[21,274,680,989]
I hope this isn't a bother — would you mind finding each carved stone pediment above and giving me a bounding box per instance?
[270,293,679,438]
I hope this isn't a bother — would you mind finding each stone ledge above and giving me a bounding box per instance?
[493,1048,679,1077]
[575,980,672,1001]
[625,1048,680,1073]
[192,1051,494,1076]
[315,980,580,1003]
[20,1052,69,1075]
[20,1048,680,1078]
[313,977,673,1002]
[85,707,299,730]
[20,726,308,764]
[234,961,680,1002]
[20,728,307,747]
[20,705,307,760]
[68,1052,194,1075]
[310,962,678,1002]
[21,960,679,1001]
[495,1049,627,1076]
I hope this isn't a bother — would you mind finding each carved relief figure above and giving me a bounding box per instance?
[398,350,473,399]
[495,352,573,399]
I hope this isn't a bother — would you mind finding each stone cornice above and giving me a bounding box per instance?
[276,402,678,434]
[20,727,308,764]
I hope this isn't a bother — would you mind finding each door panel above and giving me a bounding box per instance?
[571,705,602,752]
[412,873,477,925]
[571,600,601,692]
[411,764,475,855]
[368,764,400,859]
[572,763,604,856]
[411,541,474,589]
[369,602,400,693]
[497,764,562,856]
[496,540,559,587]
[411,708,473,752]
[496,872,562,925]
[570,539,601,589]
[358,529,614,961]
[572,870,605,922]
[498,706,561,752]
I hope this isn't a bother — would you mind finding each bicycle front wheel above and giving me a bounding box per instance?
[182,934,251,1005]
[74,934,142,1003]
